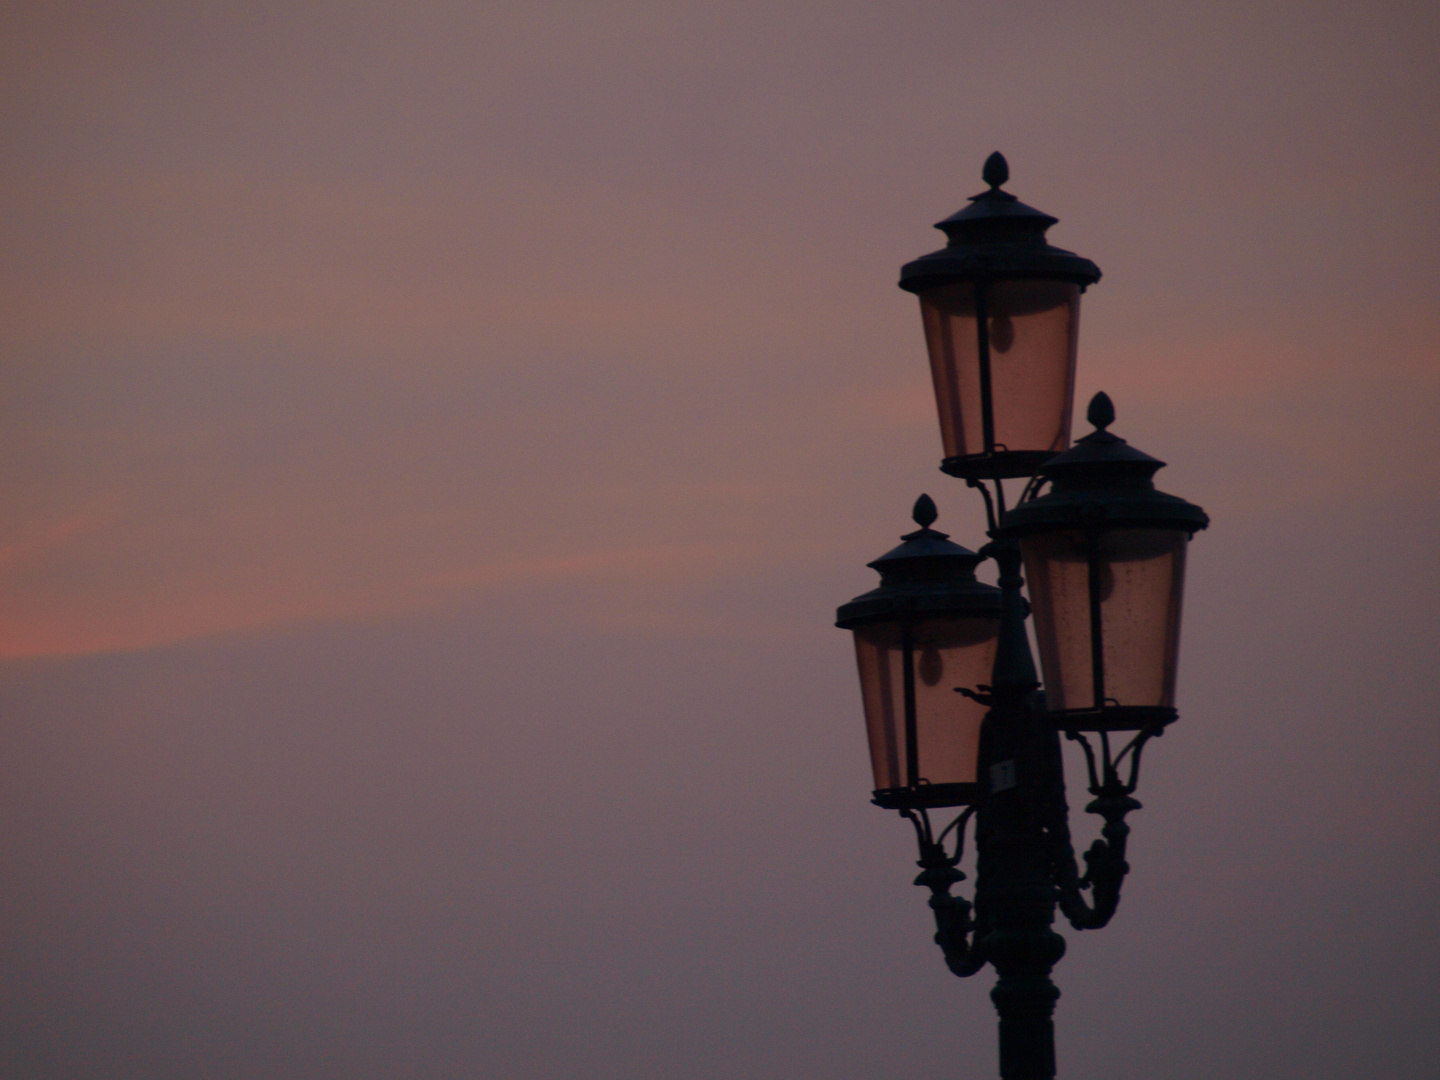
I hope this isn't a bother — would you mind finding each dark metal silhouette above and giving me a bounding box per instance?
[839,156,1209,1080]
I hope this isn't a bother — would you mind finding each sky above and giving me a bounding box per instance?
[1,2,1437,1078]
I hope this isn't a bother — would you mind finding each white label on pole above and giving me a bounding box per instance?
[990,760,1017,792]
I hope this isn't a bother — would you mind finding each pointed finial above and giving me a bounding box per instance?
[1087,391,1116,431]
[912,493,938,529]
[982,151,1009,189]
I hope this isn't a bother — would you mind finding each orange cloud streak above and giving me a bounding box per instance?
[0,539,750,661]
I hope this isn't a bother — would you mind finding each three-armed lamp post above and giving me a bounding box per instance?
[836,154,1208,1080]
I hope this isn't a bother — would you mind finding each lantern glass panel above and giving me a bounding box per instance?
[851,618,998,790]
[1022,528,1187,713]
[919,279,1081,460]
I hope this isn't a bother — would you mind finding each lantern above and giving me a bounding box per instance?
[899,153,1101,480]
[836,496,1002,808]
[999,393,1209,730]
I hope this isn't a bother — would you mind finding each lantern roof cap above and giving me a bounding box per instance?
[899,152,1101,293]
[998,394,1209,537]
[836,495,1001,629]
[866,494,984,573]
[1039,391,1167,484]
[935,151,1060,237]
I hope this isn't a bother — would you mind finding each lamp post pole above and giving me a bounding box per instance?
[836,155,1208,1080]
[973,540,1065,1080]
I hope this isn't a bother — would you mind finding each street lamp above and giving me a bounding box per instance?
[836,493,1002,811]
[899,151,1100,482]
[837,156,1209,1080]
[1003,391,1209,732]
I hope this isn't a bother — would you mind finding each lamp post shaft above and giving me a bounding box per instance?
[975,540,1065,1080]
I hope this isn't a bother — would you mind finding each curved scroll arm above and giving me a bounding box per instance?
[903,807,989,978]
[1046,728,1155,931]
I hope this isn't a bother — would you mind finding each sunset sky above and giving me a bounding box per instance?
[2,3,1437,1078]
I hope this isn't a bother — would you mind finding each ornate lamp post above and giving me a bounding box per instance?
[837,156,1209,1080]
